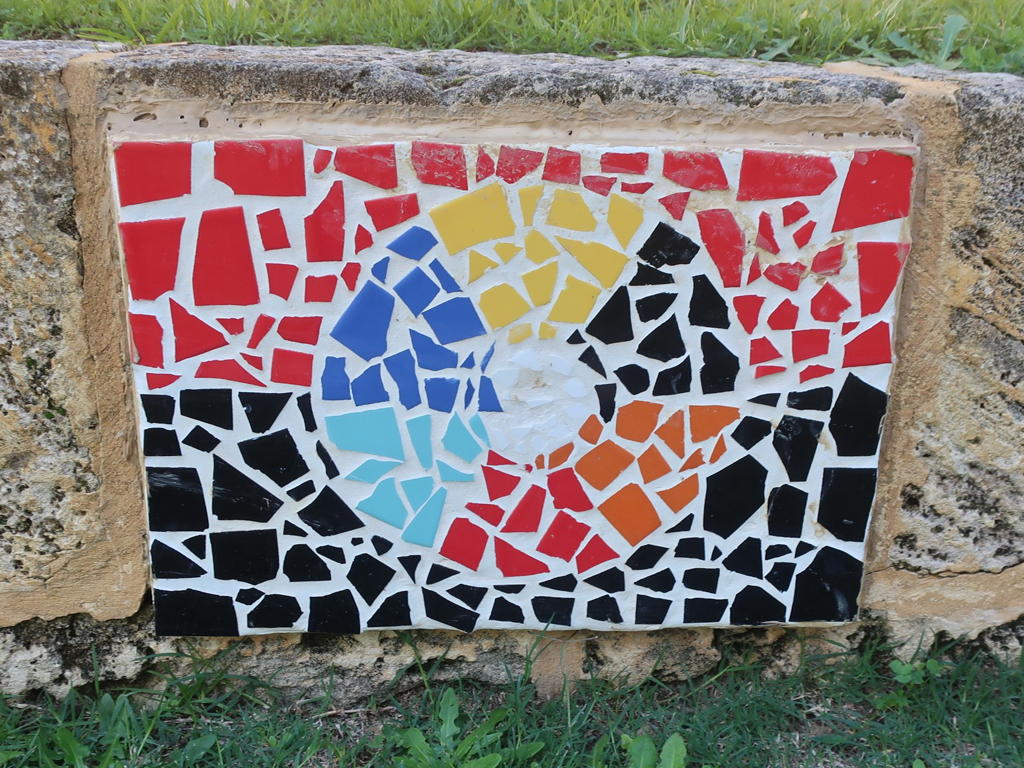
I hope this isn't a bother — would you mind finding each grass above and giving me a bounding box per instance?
[0,0,1023,74]
[0,637,1022,767]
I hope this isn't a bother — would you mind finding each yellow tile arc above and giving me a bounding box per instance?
[524,229,559,264]
[546,189,598,231]
[508,324,533,344]
[538,322,557,339]
[522,262,558,306]
[556,237,630,289]
[429,183,516,254]
[547,275,601,324]
[519,186,543,226]
[608,193,645,249]
[494,243,523,263]
[468,250,499,283]
[479,283,532,329]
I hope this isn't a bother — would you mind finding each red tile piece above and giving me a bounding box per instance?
[496,146,544,184]
[582,175,616,196]
[440,518,489,571]
[547,467,594,512]
[747,255,762,284]
[305,181,346,262]
[114,142,191,206]
[793,220,816,249]
[662,151,729,190]
[466,502,505,526]
[843,322,892,367]
[169,300,228,362]
[858,242,908,316]
[241,353,263,370]
[119,218,184,301]
[476,147,496,182]
[147,373,180,389]
[192,207,260,306]
[842,322,859,335]
[196,359,265,387]
[501,485,546,533]
[313,148,332,174]
[494,538,549,577]
[277,316,322,345]
[354,225,374,254]
[832,150,914,232]
[658,192,691,220]
[267,263,299,299]
[543,148,582,184]
[575,535,619,573]
[217,318,244,335]
[482,465,521,500]
[782,201,810,226]
[333,144,398,189]
[811,244,844,275]
[486,451,517,466]
[270,349,313,386]
[768,299,799,330]
[341,262,361,291]
[537,511,591,561]
[811,283,852,322]
[732,295,766,334]
[756,211,780,254]
[750,337,782,365]
[763,262,806,291]
[620,181,654,194]
[214,139,305,197]
[601,152,649,174]
[256,209,290,250]
[792,329,830,362]
[411,141,468,190]
[364,193,419,232]
[246,314,275,350]
[304,275,337,303]
[737,150,837,201]
[128,314,163,367]
[696,209,745,288]
[800,364,834,382]
[755,365,786,378]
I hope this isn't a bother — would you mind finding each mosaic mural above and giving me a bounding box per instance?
[112,138,914,635]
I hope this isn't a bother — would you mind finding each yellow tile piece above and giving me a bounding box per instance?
[608,193,645,249]
[508,324,533,344]
[546,189,598,231]
[524,229,559,264]
[556,237,630,289]
[429,183,516,254]
[479,283,531,329]
[539,322,557,339]
[522,262,558,306]
[519,186,543,226]
[547,275,601,324]
[494,243,523,263]
[468,249,499,283]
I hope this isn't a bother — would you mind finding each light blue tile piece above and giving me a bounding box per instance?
[468,414,491,447]
[355,477,408,528]
[401,487,447,547]
[400,476,434,511]
[371,256,389,283]
[442,413,482,463]
[480,342,496,373]
[460,352,475,370]
[406,414,433,470]
[437,461,474,482]
[325,407,405,460]
[346,459,401,483]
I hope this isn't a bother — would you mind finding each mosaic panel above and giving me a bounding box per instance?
[112,138,914,634]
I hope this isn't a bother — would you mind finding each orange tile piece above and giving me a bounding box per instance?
[709,435,727,463]
[657,475,700,513]
[578,414,603,445]
[680,449,705,471]
[575,440,635,491]
[615,401,664,443]
[689,405,741,443]
[654,409,686,459]
[535,454,546,469]
[638,445,672,483]
[549,443,575,469]
[599,483,661,546]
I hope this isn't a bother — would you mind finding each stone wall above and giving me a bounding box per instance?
[0,41,1022,700]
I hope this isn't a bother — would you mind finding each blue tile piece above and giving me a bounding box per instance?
[406,414,433,470]
[351,364,389,406]
[346,459,401,483]
[438,461,474,482]
[428,259,461,293]
[401,477,434,511]
[325,407,405,460]
[425,378,459,413]
[422,297,486,344]
[371,257,390,283]
[410,330,458,370]
[387,226,438,261]
[394,267,440,317]
[330,282,394,361]
[460,353,475,370]
[481,343,496,373]
[469,414,491,447]
[383,350,421,409]
[355,477,408,528]
[402,487,447,547]
[478,376,503,412]
[322,356,351,400]
[442,413,482,463]
[464,379,476,409]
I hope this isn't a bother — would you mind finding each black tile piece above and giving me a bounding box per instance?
[789,547,864,622]
[711,546,722,561]
[636,292,676,322]
[210,530,279,585]
[347,553,395,604]
[665,514,694,534]
[703,456,768,538]
[494,584,525,594]
[298,487,363,536]
[448,584,487,608]
[424,588,479,632]
[284,544,332,581]
[238,392,291,434]
[315,441,340,479]
[766,485,807,538]
[183,535,206,559]
[626,545,668,571]
[371,536,393,555]
[766,562,796,592]
[147,467,209,532]
[236,588,263,605]
[699,333,739,394]
[683,598,727,624]
[141,394,175,424]
[772,416,824,482]
[749,393,781,407]
[765,544,791,560]
[787,387,833,411]
[579,346,607,377]
[652,358,692,396]
[352,538,364,546]
[183,426,219,452]
[150,540,206,579]
[637,317,686,362]
[143,428,181,457]
[596,383,617,423]
[153,589,238,636]
[297,393,317,432]
[283,521,307,537]
[614,364,650,395]
[637,222,700,267]
[673,538,704,560]
[584,567,625,593]
[795,542,816,557]
[180,388,232,430]
[532,596,574,626]
[247,595,302,628]
[818,468,877,542]
[567,330,586,345]
[367,592,412,627]
[730,585,786,625]
[586,286,633,344]
[635,595,672,624]
[731,417,773,450]
[238,430,310,487]
[427,564,459,584]
[308,590,360,633]
[630,263,674,286]
[398,554,421,580]
[212,455,283,523]
[722,537,763,579]
[683,568,718,594]
[587,595,623,623]
[287,481,316,501]
[539,574,577,592]
[830,374,888,456]
[688,275,730,329]
[316,545,347,565]
[636,568,676,593]
[490,596,526,623]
